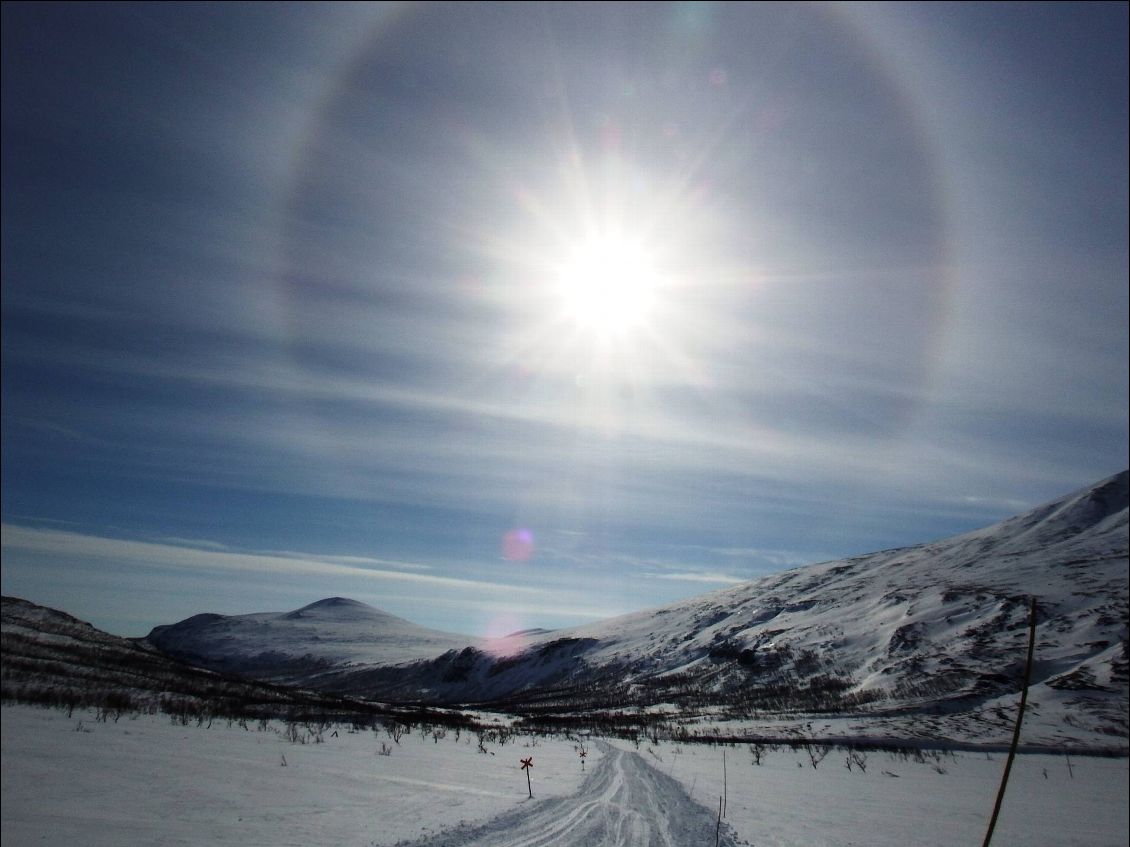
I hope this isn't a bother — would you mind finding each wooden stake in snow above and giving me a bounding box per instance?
[722,748,728,818]
[981,596,1038,847]
[578,747,587,771]
[520,756,534,798]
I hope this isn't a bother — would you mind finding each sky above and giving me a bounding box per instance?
[2,2,1127,639]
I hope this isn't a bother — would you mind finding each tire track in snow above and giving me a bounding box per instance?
[390,742,740,847]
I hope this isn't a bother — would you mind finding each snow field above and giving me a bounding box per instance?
[1,705,591,847]
[607,737,1129,847]
[2,704,1127,846]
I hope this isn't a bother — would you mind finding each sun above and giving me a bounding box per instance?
[554,235,659,337]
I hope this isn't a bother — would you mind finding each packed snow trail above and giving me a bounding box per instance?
[391,742,740,847]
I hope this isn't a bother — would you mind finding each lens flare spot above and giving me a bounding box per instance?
[502,527,535,561]
[484,613,529,658]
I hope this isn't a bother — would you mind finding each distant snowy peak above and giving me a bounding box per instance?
[282,597,412,623]
[502,628,555,639]
[0,595,401,718]
[146,597,481,680]
[298,596,370,611]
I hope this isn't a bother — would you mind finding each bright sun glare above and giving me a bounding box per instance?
[555,236,658,336]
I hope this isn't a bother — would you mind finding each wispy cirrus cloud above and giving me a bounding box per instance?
[0,523,538,597]
[644,571,749,585]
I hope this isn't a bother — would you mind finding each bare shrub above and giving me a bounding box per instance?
[804,742,830,769]
[749,743,767,766]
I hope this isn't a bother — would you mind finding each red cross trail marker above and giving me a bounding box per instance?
[520,756,533,798]
[579,749,587,771]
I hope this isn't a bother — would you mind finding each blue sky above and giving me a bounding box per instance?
[2,2,1126,638]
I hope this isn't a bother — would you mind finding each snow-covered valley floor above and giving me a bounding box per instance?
[2,705,1126,846]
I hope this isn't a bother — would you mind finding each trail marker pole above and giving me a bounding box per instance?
[981,597,1038,847]
[722,749,728,818]
[520,756,533,798]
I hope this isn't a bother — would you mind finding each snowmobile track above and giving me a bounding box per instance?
[393,742,740,846]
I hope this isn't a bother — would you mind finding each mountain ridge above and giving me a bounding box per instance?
[146,590,484,680]
[0,595,396,721]
[139,471,1129,750]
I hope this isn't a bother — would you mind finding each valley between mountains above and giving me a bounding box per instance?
[130,471,1128,751]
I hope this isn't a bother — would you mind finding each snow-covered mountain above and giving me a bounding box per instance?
[0,596,391,719]
[146,596,484,684]
[143,472,1128,748]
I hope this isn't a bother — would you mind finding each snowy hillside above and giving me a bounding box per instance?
[146,596,485,684]
[143,472,1128,749]
[497,470,1129,706]
[0,596,398,721]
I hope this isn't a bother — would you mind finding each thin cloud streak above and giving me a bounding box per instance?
[0,524,543,598]
[645,571,749,585]
[7,343,938,482]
